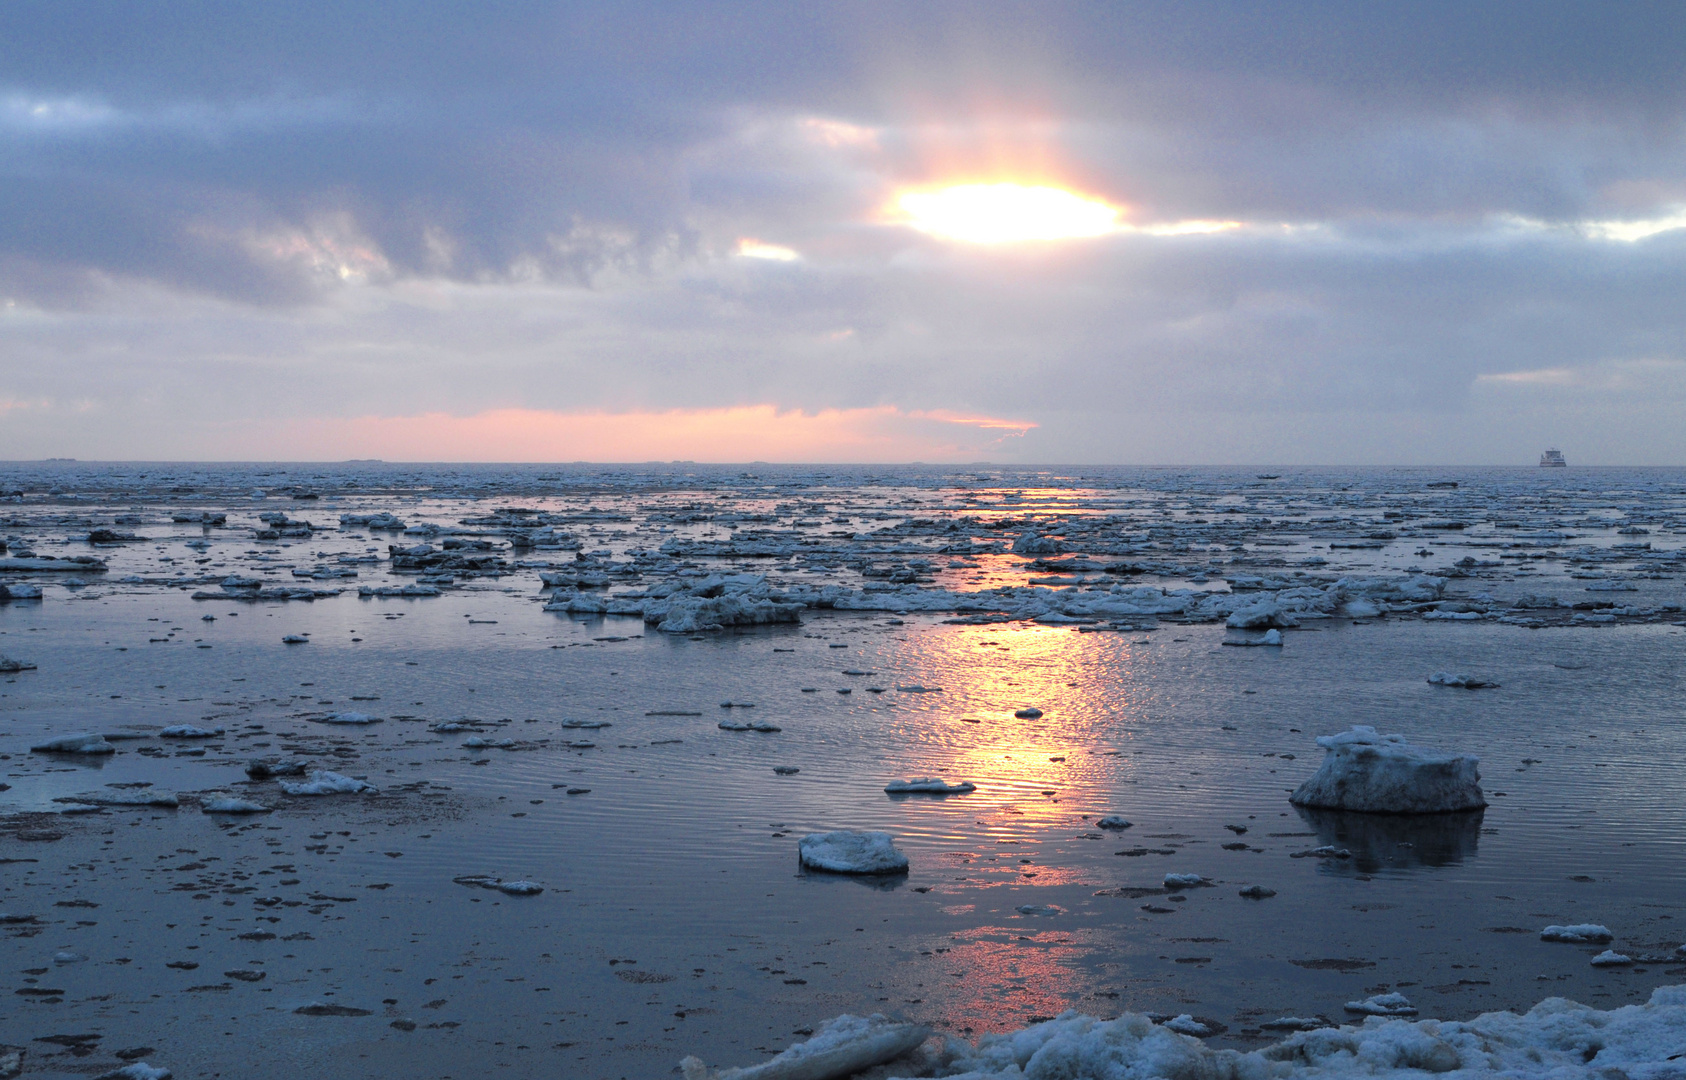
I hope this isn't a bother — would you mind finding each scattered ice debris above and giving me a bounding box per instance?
[1591,950,1634,967]
[313,711,380,725]
[719,719,782,732]
[772,766,800,775]
[31,733,115,754]
[279,771,377,795]
[1345,992,1419,1016]
[1015,904,1064,916]
[1014,707,1044,719]
[1541,924,1615,944]
[1428,671,1499,689]
[797,831,909,875]
[1162,1015,1210,1036]
[0,654,38,672]
[453,875,543,895]
[200,795,271,814]
[159,725,223,738]
[1289,725,1486,814]
[1095,815,1133,830]
[1164,873,1209,888]
[884,778,975,794]
[679,1013,929,1080]
[281,634,309,644]
[245,758,308,778]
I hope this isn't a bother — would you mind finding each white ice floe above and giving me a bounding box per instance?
[201,796,271,814]
[1163,873,1208,888]
[281,634,309,644]
[1541,924,1615,944]
[31,733,115,754]
[1427,671,1499,689]
[462,736,515,749]
[495,880,543,895]
[1345,992,1419,1016]
[279,770,377,796]
[1260,1016,1329,1031]
[159,725,223,738]
[1289,725,1486,814]
[798,831,909,875]
[1095,815,1133,829]
[680,1012,929,1080]
[884,778,975,794]
[1591,950,1634,966]
[1015,904,1064,916]
[54,950,86,964]
[315,711,380,725]
[1238,885,1277,898]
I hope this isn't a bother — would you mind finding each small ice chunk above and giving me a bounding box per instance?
[201,796,271,814]
[54,950,87,964]
[279,770,377,796]
[0,654,38,672]
[1541,924,1614,944]
[1014,707,1044,719]
[281,634,309,644]
[462,736,515,749]
[1095,815,1133,829]
[1015,904,1064,916]
[561,719,610,729]
[245,758,307,778]
[1428,671,1498,689]
[772,766,800,775]
[1345,992,1418,1016]
[797,831,909,875]
[1591,950,1633,966]
[1163,873,1208,888]
[1238,885,1277,899]
[1289,725,1485,814]
[31,733,115,755]
[884,778,975,794]
[94,1065,172,1080]
[495,880,543,895]
[679,1013,929,1080]
[719,719,781,732]
[1260,1016,1326,1031]
[1162,1015,1209,1036]
[160,725,223,738]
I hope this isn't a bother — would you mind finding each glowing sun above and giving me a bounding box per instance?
[895,182,1120,243]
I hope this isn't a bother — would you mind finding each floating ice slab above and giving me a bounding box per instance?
[719,719,781,732]
[797,831,909,875]
[279,770,377,795]
[1095,815,1133,829]
[160,725,223,738]
[680,1012,929,1080]
[884,778,975,794]
[1591,950,1633,966]
[201,796,271,814]
[1162,1014,1210,1035]
[1163,873,1208,888]
[314,712,380,725]
[1289,725,1486,814]
[1542,924,1614,944]
[32,733,115,754]
[0,653,38,671]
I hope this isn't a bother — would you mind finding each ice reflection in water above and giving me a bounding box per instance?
[1294,806,1485,875]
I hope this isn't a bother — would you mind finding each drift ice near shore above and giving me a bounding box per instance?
[687,986,1686,1080]
[884,778,975,794]
[797,831,909,874]
[1289,726,1486,814]
[680,1013,931,1080]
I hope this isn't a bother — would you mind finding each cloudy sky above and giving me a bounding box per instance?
[4,1,1686,464]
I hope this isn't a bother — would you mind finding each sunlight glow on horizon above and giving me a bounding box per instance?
[896,183,1121,243]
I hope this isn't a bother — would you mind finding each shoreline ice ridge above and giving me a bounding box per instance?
[684,985,1686,1079]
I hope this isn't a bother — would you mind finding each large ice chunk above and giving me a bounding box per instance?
[680,1013,929,1080]
[31,733,115,755]
[1289,726,1485,814]
[797,831,909,875]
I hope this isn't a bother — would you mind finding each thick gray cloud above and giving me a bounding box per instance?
[2,2,1685,461]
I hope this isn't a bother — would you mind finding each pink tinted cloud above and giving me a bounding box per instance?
[275,404,1036,462]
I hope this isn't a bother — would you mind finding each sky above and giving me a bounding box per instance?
[4,1,1686,465]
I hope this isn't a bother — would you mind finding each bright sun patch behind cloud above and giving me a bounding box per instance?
[896,183,1121,243]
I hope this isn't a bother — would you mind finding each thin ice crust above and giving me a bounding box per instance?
[1289,726,1485,814]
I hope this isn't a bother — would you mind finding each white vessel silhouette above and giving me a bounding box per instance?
[1539,448,1567,467]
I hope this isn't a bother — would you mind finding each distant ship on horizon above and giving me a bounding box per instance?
[1540,448,1567,467]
